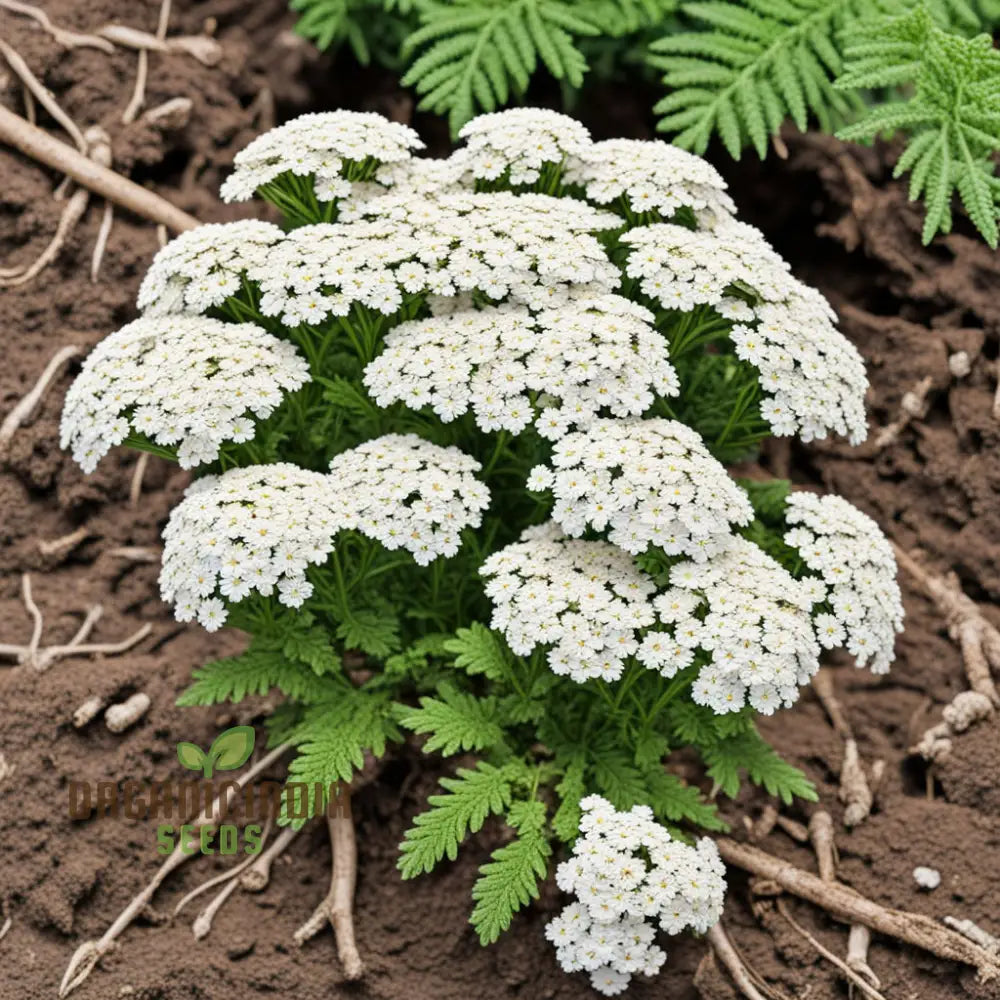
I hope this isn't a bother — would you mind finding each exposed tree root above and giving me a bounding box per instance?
[703,922,781,1000]
[807,811,837,882]
[294,785,363,980]
[0,104,199,231]
[717,838,1000,979]
[0,573,151,670]
[38,525,92,558]
[0,344,81,455]
[240,825,301,892]
[775,901,887,1000]
[59,743,291,997]
[894,544,1000,707]
[174,817,274,916]
[846,924,880,993]
[945,917,1000,956]
[0,0,115,51]
[812,669,877,827]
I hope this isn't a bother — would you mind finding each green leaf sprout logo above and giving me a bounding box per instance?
[176,726,255,779]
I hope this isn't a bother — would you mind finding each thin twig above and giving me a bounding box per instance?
[21,574,44,664]
[717,838,1000,978]
[38,525,92,557]
[0,344,80,452]
[240,825,300,891]
[129,453,149,508]
[0,1,114,52]
[59,743,292,997]
[91,201,114,281]
[705,923,779,1000]
[0,105,199,232]
[776,901,887,1000]
[0,39,86,151]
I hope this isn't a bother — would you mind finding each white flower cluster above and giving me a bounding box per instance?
[363,295,678,439]
[138,220,283,315]
[623,219,869,444]
[565,138,735,228]
[250,192,620,326]
[457,108,592,185]
[327,434,490,565]
[528,419,752,558]
[219,110,423,203]
[784,492,903,674]
[480,523,656,682]
[547,795,726,996]
[160,464,354,630]
[60,316,310,471]
[640,537,824,714]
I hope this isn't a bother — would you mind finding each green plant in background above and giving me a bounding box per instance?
[289,0,1000,244]
[837,4,1000,245]
[62,108,904,993]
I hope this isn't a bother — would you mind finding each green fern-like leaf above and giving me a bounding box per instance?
[837,4,1000,246]
[336,607,401,658]
[643,768,727,830]
[704,726,818,804]
[177,642,333,706]
[397,684,508,755]
[551,757,586,842]
[469,799,551,944]
[285,689,399,786]
[443,622,511,680]
[398,761,516,877]
[650,0,895,158]
[402,0,604,134]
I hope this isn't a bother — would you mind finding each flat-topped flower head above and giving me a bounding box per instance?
[457,108,591,186]
[60,316,310,471]
[784,492,904,674]
[639,537,825,714]
[547,795,726,995]
[138,220,283,316]
[623,219,869,444]
[529,418,752,558]
[160,464,356,630]
[219,110,424,204]
[480,522,657,683]
[254,191,621,325]
[328,435,490,565]
[565,137,735,228]
[363,294,678,439]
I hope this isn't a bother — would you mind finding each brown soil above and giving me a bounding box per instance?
[2,4,1000,999]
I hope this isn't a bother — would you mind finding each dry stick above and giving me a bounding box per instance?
[37,622,152,667]
[717,838,1000,979]
[38,525,92,557]
[894,544,1000,709]
[704,923,777,1000]
[174,816,274,915]
[129,453,149,508]
[0,39,86,151]
[0,0,115,52]
[0,105,200,232]
[21,573,44,664]
[0,344,80,453]
[775,901,887,1000]
[293,786,363,980]
[59,743,292,998]
[808,810,878,991]
[944,917,1000,956]
[97,25,222,66]
[91,200,114,281]
[240,825,301,891]
[873,375,933,450]
[107,546,159,563]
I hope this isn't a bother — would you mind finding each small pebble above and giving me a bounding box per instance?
[914,866,941,890]
[948,351,972,378]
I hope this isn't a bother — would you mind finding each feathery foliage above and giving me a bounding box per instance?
[837,4,1000,246]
